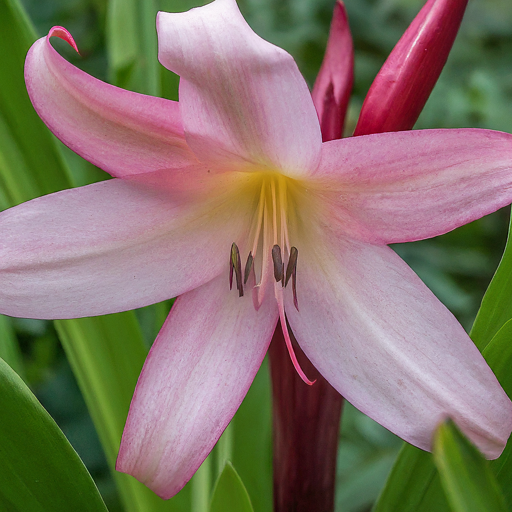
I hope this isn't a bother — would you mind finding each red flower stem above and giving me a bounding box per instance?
[269,321,343,511]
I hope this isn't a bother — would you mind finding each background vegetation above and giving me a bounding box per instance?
[3,0,512,510]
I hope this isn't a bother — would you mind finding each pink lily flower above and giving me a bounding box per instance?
[4,0,512,498]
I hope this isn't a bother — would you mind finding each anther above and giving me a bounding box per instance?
[285,247,298,286]
[285,246,299,310]
[230,242,243,297]
[272,245,284,283]
[244,252,254,285]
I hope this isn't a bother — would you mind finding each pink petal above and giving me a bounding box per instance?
[157,0,322,177]
[0,177,253,319]
[116,273,278,498]
[354,0,468,136]
[314,129,512,244]
[311,1,354,142]
[285,235,512,458]
[25,27,198,178]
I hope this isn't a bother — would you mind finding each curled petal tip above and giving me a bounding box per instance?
[48,26,80,54]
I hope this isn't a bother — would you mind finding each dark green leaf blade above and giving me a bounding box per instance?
[483,319,512,510]
[0,315,24,378]
[434,420,507,512]
[0,356,108,512]
[373,446,448,512]
[471,216,512,351]
[0,0,74,203]
[210,462,254,512]
[231,358,272,512]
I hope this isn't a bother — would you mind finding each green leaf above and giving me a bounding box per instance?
[434,420,507,512]
[231,358,272,512]
[471,215,512,351]
[210,462,254,512]
[0,356,108,512]
[373,447,449,512]
[483,320,512,510]
[0,0,74,204]
[106,0,160,96]
[0,315,24,378]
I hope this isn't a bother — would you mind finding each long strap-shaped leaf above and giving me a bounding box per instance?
[434,420,507,512]
[0,356,108,512]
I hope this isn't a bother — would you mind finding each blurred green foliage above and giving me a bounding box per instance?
[5,0,512,510]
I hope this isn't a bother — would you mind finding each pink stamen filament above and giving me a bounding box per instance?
[271,179,278,246]
[250,184,266,258]
[275,283,315,386]
[279,179,290,253]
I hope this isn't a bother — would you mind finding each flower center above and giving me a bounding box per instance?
[229,175,297,302]
[229,174,315,386]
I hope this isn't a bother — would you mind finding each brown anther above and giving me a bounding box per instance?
[230,242,243,297]
[285,246,299,310]
[244,252,254,284]
[272,245,284,283]
[285,246,298,287]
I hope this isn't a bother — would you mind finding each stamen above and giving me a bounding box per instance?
[255,197,271,308]
[244,252,253,284]
[275,282,315,386]
[251,185,266,257]
[230,242,243,297]
[271,179,278,245]
[279,178,290,251]
[272,244,284,283]
[285,246,299,310]
[284,247,298,286]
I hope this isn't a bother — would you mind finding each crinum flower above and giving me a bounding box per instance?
[2,0,511,498]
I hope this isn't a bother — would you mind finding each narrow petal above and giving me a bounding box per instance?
[313,129,512,244]
[311,1,354,142]
[157,0,321,177]
[117,273,278,498]
[0,177,253,319]
[354,0,468,135]
[285,235,512,458]
[25,27,198,178]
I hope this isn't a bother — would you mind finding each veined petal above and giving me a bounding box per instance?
[157,0,321,177]
[0,177,253,319]
[285,235,512,458]
[311,0,354,142]
[117,272,278,498]
[25,27,198,178]
[313,129,512,244]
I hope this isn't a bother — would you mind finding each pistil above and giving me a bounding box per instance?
[228,174,313,385]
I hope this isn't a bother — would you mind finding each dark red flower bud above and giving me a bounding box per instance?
[312,1,354,141]
[354,0,468,136]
